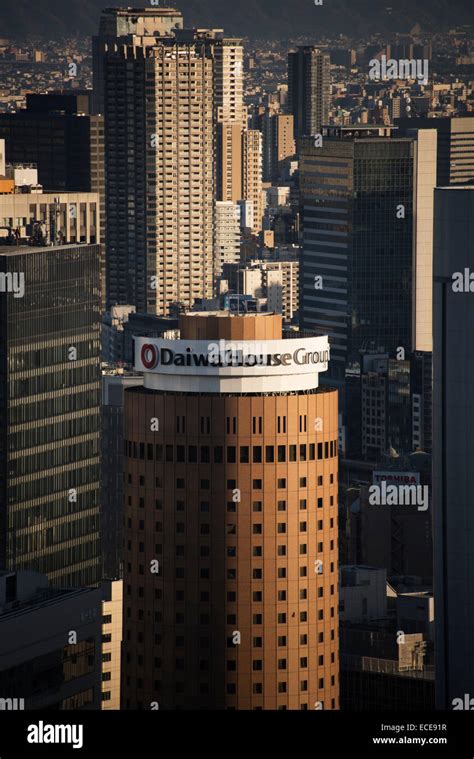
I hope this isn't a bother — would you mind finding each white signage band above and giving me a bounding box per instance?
[134,336,330,394]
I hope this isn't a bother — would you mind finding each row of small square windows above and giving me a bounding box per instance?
[125,653,335,670]
[124,678,335,694]
[124,586,336,601]
[125,441,338,464]
[125,562,336,577]
[125,608,336,623]
[127,516,335,531]
[124,699,337,709]
[127,497,335,511]
[123,628,338,644]
[126,475,334,489]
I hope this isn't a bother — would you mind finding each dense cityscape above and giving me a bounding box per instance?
[0,0,473,752]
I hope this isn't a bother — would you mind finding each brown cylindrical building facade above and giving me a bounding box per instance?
[122,313,339,710]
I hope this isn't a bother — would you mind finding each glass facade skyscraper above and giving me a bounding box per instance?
[300,130,414,382]
[0,243,101,587]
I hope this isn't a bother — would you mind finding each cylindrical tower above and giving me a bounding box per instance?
[122,312,339,710]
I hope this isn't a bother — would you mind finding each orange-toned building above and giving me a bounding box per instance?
[122,312,339,710]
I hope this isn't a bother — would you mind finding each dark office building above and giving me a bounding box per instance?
[288,46,330,140]
[0,94,104,198]
[299,129,414,383]
[0,243,101,587]
[0,95,105,245]
[101,372,143,579]
[433,186,474,709]
[0,571,102,710]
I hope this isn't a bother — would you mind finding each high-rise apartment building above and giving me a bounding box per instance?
[92,6,184,114]
[237,259,299,322]
[122,312,339,709]
[214,201,241,276]
[261,111,296,182]
[0,233,101,586]
[214,38,245,125]
[103,30,216,314]
[242,129,264,235]
[288,47,331,140]
[433,186,474,709]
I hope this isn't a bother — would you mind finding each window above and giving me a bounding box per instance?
[253,637,262,647]
[253,546,262,556]
[253,591,263,601]
[253,683,263,694]
[278,659,287,669]
[277,478,286,488]
[265,446,274,463]
[253,479,262,489]
[289,445,297,461]
[300,477,307,487]
[300,499,307,510]
[227,447,236,463]
[253,569,263,579]
[300,589,307,600]
[253,524,262,534]
[277,545,286,556]
[240,446,249,463]
[300,522,307,532]
[300,657,308,667]
[252,501,262,512]
[278,445,286,462]
[300,680,308,692]
[300,635,307,645]
[277,523,286,534]
[300,611,307,622]
[300,544,307,555]
[278,682,287,693]
[317,498,323,509]
[253,614,262,624]
[278,590,286,601]
[253,660,263,671]
[277,501,286,511]
[278,613,286,623]
[277,568,286,578]
[277,636,287,646]
[253,446,262,463]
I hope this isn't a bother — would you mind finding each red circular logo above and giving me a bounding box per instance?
[141,344,158,369]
